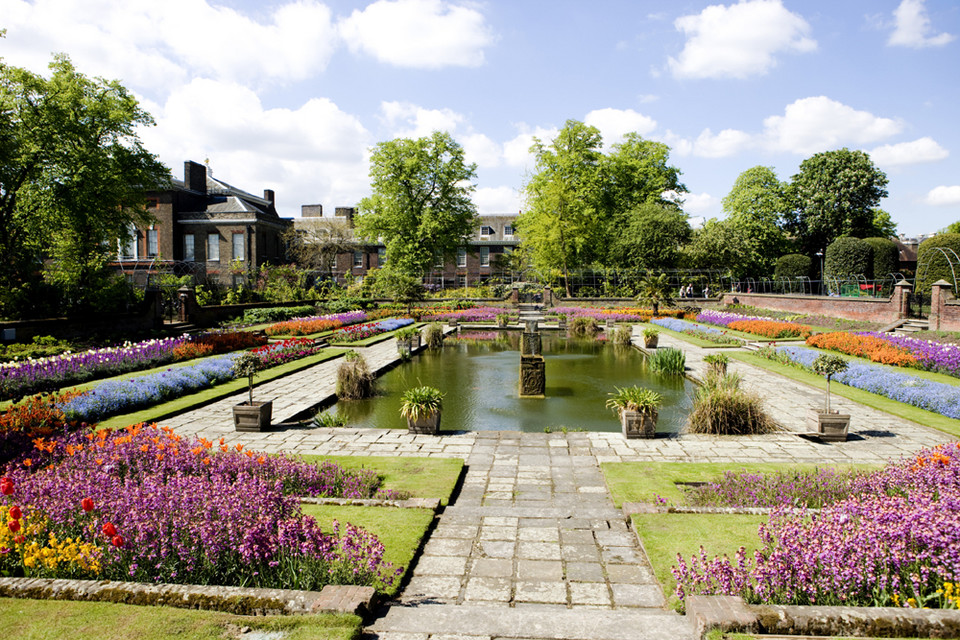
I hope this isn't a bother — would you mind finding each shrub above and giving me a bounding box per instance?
[611,325,633,346]
[240,305,316,325]
[399,386,444,420]
[424,323,445,350]
[568,316,600,337]
[0,336,73,363]
[605,386,661,414]
[863,237,899,280]
[916,233,960,294]
[686,372,776,435]
[825,237,873,279]
[774,254,812,280]
[648,347,686,374]
[335,351,374,400]
[313,411,346,428]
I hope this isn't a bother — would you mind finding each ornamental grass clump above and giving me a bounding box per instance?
[648,347,686,374]
[424,323,445,350]
[336,351,374,400]
[686,371,777,436]
[568,316,600,338]
[605,386,661,415]
[611,325,634,346]
[399,386,444,421]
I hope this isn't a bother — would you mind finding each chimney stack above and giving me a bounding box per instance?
[335,207,356,227]
[184,161,207,195]
[301,204,323,218]
[263,189,275,204]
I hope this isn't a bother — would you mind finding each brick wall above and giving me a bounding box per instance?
[718,285,911,325]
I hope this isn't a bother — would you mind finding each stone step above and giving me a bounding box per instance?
[742,341,764,352]
[366,603,695,640]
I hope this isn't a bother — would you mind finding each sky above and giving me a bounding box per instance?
[1,0,959,236]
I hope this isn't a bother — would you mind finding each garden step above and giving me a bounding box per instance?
[742,341,764,352]
[367,603,695,640]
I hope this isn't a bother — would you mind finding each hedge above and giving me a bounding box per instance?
[917,233,960,294]
[774,254,812,280]
[825,237,872,279]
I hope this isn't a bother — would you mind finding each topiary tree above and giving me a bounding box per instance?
[824,237,872,279]
[862,237,899,280]
[774,254,812,280]
[916,233,960,294]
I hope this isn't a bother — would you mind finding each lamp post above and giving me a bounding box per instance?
[815,250,824,295]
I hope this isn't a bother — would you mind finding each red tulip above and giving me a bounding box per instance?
[9,505,21,520]
[81,498,94,512]
[102,522,117,537]
[0,481,13,496]
[7,520,20,533]
[13,535,24,545]
[111,535,124,548]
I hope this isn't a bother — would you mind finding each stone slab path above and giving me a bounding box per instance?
[153,328,955,640]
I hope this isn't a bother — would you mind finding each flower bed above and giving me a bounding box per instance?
[681,467,868,509]
[330,318,414,343]
[416,306,503,322]
[697,311,810,339]
[673,443,960,609]
[806,332,919,368]
[853,332,960,377]
[264,311,368,337]
[171,331,268,361]
[250,338,325,369]
[758,345,960,419]
[0,423,401,590]
[650,318,744,345]
[553,307,687,322]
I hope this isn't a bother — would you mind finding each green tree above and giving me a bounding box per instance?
[868,208,898,238]
[608,202,690,270]
[774,254,813,280]
[355,131,479,277]
[863,237,899,280]
[517,120,604,296]
[635,271,674,317]
[785,148,889,254]
[718,166,791,276]
[0,55,167,315]
[824,237,872,279]
[942,221,960,234]
[602,133,685,214]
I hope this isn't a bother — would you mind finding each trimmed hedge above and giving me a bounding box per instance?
[774,254,812,280]
[863,237,900,280]
[917,233,960,294]
[825,237,871,279]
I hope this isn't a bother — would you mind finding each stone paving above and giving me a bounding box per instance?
[153,328,956,640]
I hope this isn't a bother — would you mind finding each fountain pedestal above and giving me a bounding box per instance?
[520,331,542,356]
[519,355,545,397]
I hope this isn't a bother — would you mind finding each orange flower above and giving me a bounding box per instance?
[202,457,212,465]
[22,459,31,467]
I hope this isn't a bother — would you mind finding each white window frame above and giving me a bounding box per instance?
[232,232,245,261]
[353,251,363,268]
[183,233,195,262]
[504,225,514,237]
[207,233,220,262]
[480,246,490,267]
[457,247,467,268]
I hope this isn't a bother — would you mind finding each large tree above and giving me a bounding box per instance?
[785,148,889,254]
[355,131,478,278]
[603,133,685,214]
[608,202,690,270]
[0,54,167,315]
[516,120,604,296]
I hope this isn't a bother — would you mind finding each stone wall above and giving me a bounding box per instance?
[0,292,163,343]
[930,280,960,331]
[718,282,912,325]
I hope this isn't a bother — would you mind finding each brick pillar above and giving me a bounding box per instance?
[509,287,520,305]
[893,280,912,319]
[178,286,198,323]
[930,280,954,331]
[543,288,554,307]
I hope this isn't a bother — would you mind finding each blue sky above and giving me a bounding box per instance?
[2,0,958,236]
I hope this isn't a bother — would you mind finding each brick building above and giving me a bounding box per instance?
[114,161,293,286]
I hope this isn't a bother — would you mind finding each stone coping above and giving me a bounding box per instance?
[686,595,960,639]
[299,496,440,510]
[0,577,376,617]
[622,502,820,517]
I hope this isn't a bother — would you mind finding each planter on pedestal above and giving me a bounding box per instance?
[233,401,273,432]
[406,411,441,435]
[620,408,657,439]
[807,408,850,442]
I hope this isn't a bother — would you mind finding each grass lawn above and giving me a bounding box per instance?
[301,454,464,506]
[728,350,960,439]
[300,503,434,597]
[96,349,348,430]
[640,323,744,349]
[633,512,767,604]
[0,599,360,640]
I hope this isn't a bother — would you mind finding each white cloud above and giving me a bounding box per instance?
[870,137,949,167]
[888,0,956,48]
[461,133,503,169]
[1,0,338,92]
[664,191,719,216]
[761,96,902,154]
[668,0,816,79]
[379,101,465,138]
[584,108,657,147]
[338,0,493,68]
[474,186,522,214]
[692,128,753,157]
[502,126,559,169]
[142,79,372,216]
[925,186,960,206]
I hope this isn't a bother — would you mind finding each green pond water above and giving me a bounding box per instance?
[325,330,695,434]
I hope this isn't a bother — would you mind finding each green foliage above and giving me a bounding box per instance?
[394,325,420,340]
[0,335,73,362]
[603,133,686,213]
[605,385,662,414]
[774,254,812,280]
[636,272,675,316]
[648,347,686,374]
[313,411,347,428]
[253,264,316,302]
[945,221,960,234]
[609,203,691,269]
[495,312,510,325]
[238,305,316,325]
[686,371,776,435]
[825,237,872,278]
[424,323,444,349]
[812,353,849,378]
[702,353,729,366]
[336,352,374,400]
[916,233,960,294]
[642,327,660,338]
[232,351,263,405]
[568,316,600,337]
[379,267,426,312]
[868,208,898,238]
[356,131,479,275]
[862,237,899,280]
[611,325,633,346]
[399,386,444,420]
[785,148,889,254]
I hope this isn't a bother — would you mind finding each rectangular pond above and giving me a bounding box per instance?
[323,330,695,434]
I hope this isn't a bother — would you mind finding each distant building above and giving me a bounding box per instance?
[114,161,292,286]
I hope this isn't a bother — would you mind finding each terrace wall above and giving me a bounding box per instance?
[930,280,960,331]
[718,283,912,325]
[0,292,163,342]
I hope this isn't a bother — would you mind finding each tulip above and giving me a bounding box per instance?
[7,520,20,533]
[102,522,117,537]
[111,535,124,548]
[9,505,22,520]
[13,535,24,545]
[0,481,13,496]
[81,497,94,512]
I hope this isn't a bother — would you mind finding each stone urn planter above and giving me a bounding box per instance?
[448,318,459,328]
[400,385,444,435]
[619,408,657,439]
[607,385,661,440]
[406,411,441,435]
[643,328,659,349]
[496,313,509,328]
[233,401,273,432]
[396,339,412,357]
[807,408,850,442]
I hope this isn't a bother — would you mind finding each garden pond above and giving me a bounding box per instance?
[324,330,695,433]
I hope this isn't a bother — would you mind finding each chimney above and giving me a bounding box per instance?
[301,204,323,218]
[263,189,275,204]
[335,207,356,227]
[184,161,207,195]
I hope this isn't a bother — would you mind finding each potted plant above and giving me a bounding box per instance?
[231,352,272,432]
[496,312,510,328]
[642,327,660,349]
[606,385,662,439]
[703,353,729,377]
[395,325,420,356]
[400,385,444,434]
[807,354,850,441]
[556,313,567,330]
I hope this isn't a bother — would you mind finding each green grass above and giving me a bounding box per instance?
[329,323,427,348]
[728,350,960,439]
[300,504,434,596]
[0,599,360,640]
[601,461,879,507]
[301,455,463,506]
[95,349,348,430]
[633,512,766,604]
[641,322,744,349]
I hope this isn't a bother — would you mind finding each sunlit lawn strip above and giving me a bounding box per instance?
[647,320,744,348]
[301,504,434,597]
[727,351,960,439]
[96,349,347,430]
[0,599,361,640]
[330,319,415,346]
[300,455,463,506]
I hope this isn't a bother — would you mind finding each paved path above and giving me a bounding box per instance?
[154,327,955,640]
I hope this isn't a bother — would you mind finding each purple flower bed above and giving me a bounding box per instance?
[1,424,402,589]
[856,332,960,377]
[0,337,190,402]
[682,467,868,509]
[697,310,767,327]
[765,345,960,419]
[331,318,414,343]
[418,306,503,322]
[652,317,724,335]
[673,443,960,608]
